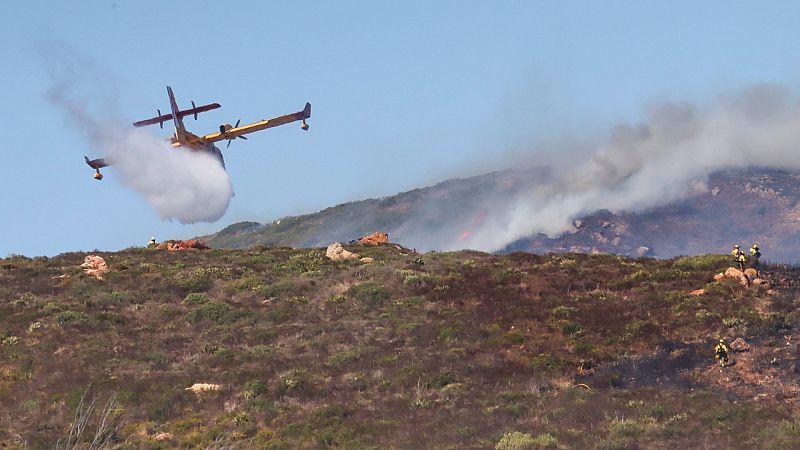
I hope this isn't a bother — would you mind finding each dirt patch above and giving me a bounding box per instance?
[695,334,800,402]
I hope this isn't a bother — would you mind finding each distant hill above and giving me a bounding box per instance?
[505,169,800,262]
[205,168,800,262]
[204,168,546,251]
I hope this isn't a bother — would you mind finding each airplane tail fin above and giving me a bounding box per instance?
[299,102,311,130]
[85,155,110,181]
[167,86,187,135]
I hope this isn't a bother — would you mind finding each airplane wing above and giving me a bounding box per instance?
[200,102,311,144]
[133,102,221,128]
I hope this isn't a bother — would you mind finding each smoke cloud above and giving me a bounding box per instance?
[447,84,800,251]
[44,47,233,224]
[99,129,234,224]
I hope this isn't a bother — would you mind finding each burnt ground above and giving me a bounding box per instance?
[582,264,800,404]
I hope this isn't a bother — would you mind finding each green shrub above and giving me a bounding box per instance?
[499,391,535,402]
[54,310,88,326]
[608,418,645,438]
[496,431,535,450]
[243,380,267,399]
[531,433,559,448]
[276,369,309,396]
[182,293,211,305]
[551,305,577,319]
[426,372,456,389]
[310,404,351,428]
[672,254,730,271]
[625,319,658,338]
[279,251,328,276]
[287,295,309,304]
[326,294,347,304]
[247,344,273,357]
[722,317,745,328]
[650,268,691,281]
[257,281,307,300]
[26,322,42,333]
[174,271,213,293]
[12,292,37,307]
[702,406,748,423]
[326,349,364,368]
[439,326,461,341]
[348,283,389,304]
[403,273,434,287]
[42,302,66,315]
[225,276,266,293]
[561,321,582,335]
[507,404,528,418]
[107,291,131,304]
[644,403,673,421]
[695,309,719,321]
[193,267,229,279]
[505,330,525,344]
[186,301,240,324]
[497,268,527,278]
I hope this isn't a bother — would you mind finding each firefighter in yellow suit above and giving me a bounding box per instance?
[731,245,745,269]
[750,244,761,277]
[715,338,729,367]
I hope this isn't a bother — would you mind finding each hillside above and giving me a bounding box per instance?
[3,245,800,448]
[204,168,800,262]
[205,169,543,252]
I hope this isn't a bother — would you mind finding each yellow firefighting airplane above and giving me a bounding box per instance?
[84,86,311,180]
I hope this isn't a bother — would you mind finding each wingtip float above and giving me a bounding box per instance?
[85,86,311,180]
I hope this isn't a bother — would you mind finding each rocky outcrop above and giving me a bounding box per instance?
[156,240,209,251]
[80,255,108,280]
[713,267,768,287]
[714,267,750,286]
[185,383,221,393]
[358,232,389,245]
[326,243,359,261]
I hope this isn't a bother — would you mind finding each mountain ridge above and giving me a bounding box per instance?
[205,167,800,262]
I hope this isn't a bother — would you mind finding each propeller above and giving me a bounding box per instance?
[226,119,249,148]
[157,109,163,129]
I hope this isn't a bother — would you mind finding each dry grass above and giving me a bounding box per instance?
[1,245,799,448]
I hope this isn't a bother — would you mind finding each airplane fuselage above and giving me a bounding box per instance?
[170,131,225,168]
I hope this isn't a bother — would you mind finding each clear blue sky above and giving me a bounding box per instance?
[3,1,800,256]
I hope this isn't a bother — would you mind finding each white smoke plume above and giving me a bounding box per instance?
[44,46,233,224]
[453,84,800,251]
[99,129,234,224]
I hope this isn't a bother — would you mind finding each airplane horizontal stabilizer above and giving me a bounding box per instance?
[133,102,221,128]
